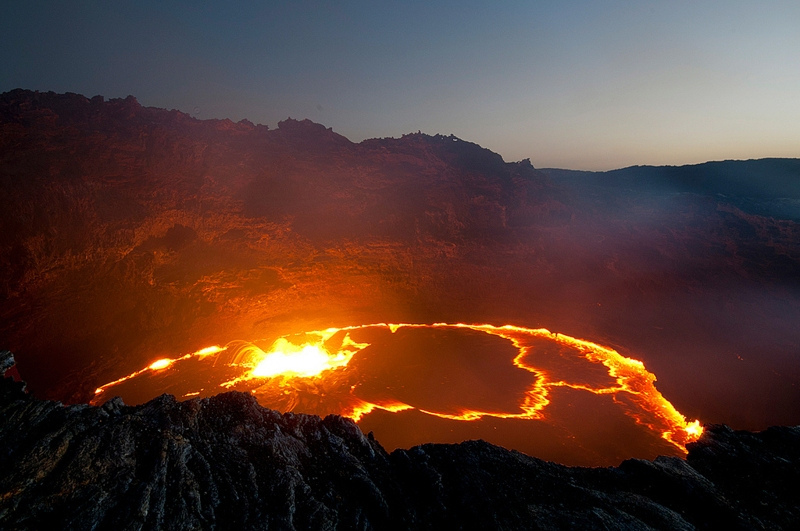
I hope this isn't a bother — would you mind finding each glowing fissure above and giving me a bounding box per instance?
[93,345,225,396]
[92,323,703,453]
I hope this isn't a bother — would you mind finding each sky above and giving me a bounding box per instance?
[2,1,799,170]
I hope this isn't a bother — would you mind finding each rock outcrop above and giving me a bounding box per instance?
[2,351,798,529]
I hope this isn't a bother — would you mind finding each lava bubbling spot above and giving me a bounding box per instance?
[251,341,340,378]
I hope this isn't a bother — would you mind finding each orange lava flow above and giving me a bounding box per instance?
[91,323,703,453]
[92,345,225,396]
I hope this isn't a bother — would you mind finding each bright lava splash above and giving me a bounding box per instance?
[92,323,703,460]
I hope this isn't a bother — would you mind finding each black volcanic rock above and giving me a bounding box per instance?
[2,351,799,529]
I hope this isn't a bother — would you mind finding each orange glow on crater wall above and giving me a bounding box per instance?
[91,323,703,455]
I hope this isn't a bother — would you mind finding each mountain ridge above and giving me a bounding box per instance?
[542,159,800,221]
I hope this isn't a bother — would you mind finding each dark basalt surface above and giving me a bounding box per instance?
[2,351,799,530]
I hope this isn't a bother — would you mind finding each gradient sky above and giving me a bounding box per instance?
[2,1,799,170]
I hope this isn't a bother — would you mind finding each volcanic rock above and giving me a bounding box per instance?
[1,351,799,529]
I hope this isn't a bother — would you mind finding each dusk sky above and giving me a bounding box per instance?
[2,1,798,170]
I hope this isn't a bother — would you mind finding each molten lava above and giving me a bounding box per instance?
[148,358,173,370]
[249,336,360,378]
[252,344,328,377]
[91,323,703,460]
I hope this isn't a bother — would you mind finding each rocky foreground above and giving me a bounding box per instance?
[2,351,798,530]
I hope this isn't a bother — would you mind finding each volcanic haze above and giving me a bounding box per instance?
[1,90,799,465]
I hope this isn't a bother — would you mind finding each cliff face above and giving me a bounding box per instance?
[0,89,560,400]
[1,351,799,530]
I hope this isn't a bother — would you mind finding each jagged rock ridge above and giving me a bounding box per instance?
[2,351,798,529]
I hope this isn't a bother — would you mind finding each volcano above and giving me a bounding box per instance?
[1,90,799,470]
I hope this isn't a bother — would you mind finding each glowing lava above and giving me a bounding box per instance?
[148,358,173,370]
[93,345,225,396]
[250,337,355,378]
[91,323,703,456]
